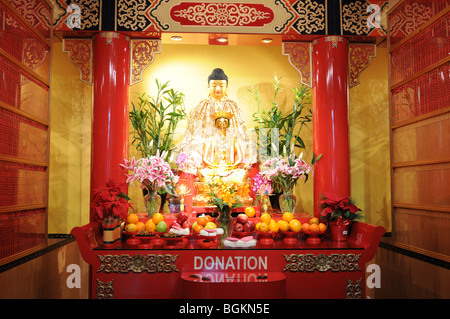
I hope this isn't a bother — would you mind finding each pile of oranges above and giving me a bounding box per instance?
[302,217,327,235]
[256,212,302,233]
[124,212,166,234]
[192,214,217,234]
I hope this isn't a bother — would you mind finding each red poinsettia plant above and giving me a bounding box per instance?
[320,192,362,225]
[91,179,133,222]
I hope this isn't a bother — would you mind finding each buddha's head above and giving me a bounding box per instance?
[208,68,228,100]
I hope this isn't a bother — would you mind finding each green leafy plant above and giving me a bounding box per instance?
[251,75,314,159]
[129,79,186,159]
[250,75,322,192]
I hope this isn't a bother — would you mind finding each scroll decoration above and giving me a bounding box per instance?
[346,277,363,299]
[282,42,312,87]
[349,43,376,88]
[131,39,161,86]
[97,254,179,273]
[282,253,362,272]
[96,279,114,299]
[62,39,93,85]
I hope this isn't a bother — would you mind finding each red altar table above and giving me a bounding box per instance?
[71,217,385,299]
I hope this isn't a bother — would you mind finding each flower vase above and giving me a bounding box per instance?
[102,219,116,249]
[279,188,296,214]
[144,188,161,218]
[216,205,233,240]
[330,220,352,242]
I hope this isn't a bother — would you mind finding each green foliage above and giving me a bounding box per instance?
[250,75,312,159]
[129,79,186,159]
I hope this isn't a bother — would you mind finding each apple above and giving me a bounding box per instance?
[170,221,182,229]
[236,213,248,224]
[182,220,191,229]
[243,221,255,232]
[177,211,189,224]
[233,223,244,232]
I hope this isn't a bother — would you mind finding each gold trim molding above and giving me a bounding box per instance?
[97,254,179,273]
[282,253,362,272]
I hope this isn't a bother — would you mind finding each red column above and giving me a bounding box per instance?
[312,36,350,217]
[91,32,130,219]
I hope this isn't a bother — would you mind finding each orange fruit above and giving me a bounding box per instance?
[205,215,212,223]
[145,219,156,232]
[310,223,320,234]
[136,221,145,233]
[289,219,302,232]
[310,217,319,225]
[125,223,137,233]
[245,207,256,218]
[302,223,311,233]
[319,223,327,233]
[282,212,294,223]
[259,222,269,232]
[269,221,279,233]
[255,222,261,231]
[152,212,164,225]
[193,224,204,234]
[126,213,139,225]
[260,213,271,225]
[205,221,217,229]
[197,215,208,226]
[277,220,290,232]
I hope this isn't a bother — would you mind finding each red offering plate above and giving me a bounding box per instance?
[231,230,254,238]
[303,227,326,245]
[256,231,275,245]
[280,230,300,245]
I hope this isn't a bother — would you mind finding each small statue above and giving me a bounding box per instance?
[198,110,248,184]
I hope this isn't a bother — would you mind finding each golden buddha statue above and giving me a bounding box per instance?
[179,68,256,206]
[179,68,257,174]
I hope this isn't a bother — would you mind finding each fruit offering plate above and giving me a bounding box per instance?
[231,230,255,238]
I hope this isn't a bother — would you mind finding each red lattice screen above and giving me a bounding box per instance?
[389,0,450,47]
[391,11,450,86]
[0,0,51,266]
[391,62,449,124]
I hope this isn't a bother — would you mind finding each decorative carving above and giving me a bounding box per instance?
[389,1,433,41]
[96,279,114,299]
[282,42,312,87]
[117,0,152,31]
[291,0,326,34]
[131,39,161,86]
[346,278,363,299]
[349,43,376,88]
[282,253,362,272]
[342,0,371,36]
[170,2,274,27]
[62,39,92,85]
[22,38,48,77]
[97,254,179,273]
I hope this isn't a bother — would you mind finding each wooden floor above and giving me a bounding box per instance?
[0,236,448,299]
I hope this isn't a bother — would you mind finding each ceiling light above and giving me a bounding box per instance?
[171,36,182,41]
[262,38,272,44]
[217,37,228,43]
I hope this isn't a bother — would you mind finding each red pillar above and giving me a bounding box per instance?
[91,32,130,219]
[312,36,350,217]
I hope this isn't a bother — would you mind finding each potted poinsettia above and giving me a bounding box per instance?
[319,192,363,241]
[91,179,133,247]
